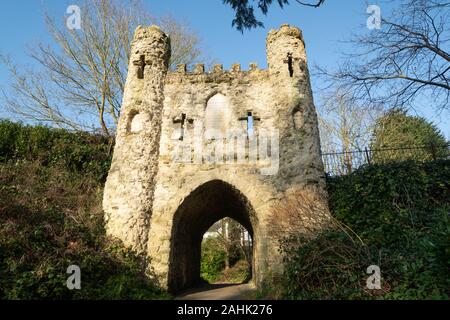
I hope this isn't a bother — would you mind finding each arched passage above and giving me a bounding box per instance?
[168,180,257,293]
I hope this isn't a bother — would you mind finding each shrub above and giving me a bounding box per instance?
[370,109,449,162]
[200,238,226,283]
[0,121,168,299]
[0,120,112,181]
[276,160,450,300]
[215,260,250,284]
[0,161,168,299]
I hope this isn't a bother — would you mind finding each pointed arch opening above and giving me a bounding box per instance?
[168,180,256,293]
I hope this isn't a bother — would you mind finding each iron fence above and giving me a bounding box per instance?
[321,144,450,176]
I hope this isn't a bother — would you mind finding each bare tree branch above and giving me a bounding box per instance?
[1,0,204,137]
[318,0,450,111]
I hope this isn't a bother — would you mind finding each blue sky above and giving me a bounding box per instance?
[0,0,448,138]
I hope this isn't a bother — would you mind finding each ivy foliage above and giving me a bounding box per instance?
[281,160,450,299]
[0,121,167,299]
[200,238,227,283]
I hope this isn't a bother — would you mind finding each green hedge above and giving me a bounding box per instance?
[0,120,111,181]
[0,121,168,299]
[281,160,450,299]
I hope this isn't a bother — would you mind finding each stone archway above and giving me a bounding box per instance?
[103,24,329,293]
[167,180,256,293]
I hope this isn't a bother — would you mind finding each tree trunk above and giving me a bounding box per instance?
[223,220,230,270]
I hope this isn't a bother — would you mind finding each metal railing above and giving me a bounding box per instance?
[321,144,450,176]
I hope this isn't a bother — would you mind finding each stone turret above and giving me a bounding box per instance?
[265,24,324,189]
[266,24,307,78]
[103,26,170,253]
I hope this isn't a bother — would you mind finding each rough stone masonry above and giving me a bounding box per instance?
[103,24,327,292]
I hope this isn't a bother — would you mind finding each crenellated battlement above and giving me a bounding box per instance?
[165,62,268,84]
[165,23,308,84]
[171,62,264,74]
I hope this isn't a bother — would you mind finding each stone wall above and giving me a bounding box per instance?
[103,24,327,292]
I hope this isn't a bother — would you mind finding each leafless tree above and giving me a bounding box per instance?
[1,0,203,137]
[318,92,382,154]
[206,217,252,269]
[318,91,382,174]
[318,0,450,112]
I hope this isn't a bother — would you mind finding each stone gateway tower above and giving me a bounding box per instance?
[103,24,327,293]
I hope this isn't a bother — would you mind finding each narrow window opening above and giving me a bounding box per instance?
[133,55,146,79]
[287,53,294,77]
[239,111,260,136]
[129,111,145,133]
[293,109,303,129]
[247,112,254,136]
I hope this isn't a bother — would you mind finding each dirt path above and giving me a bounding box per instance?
[176,283,256,300]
